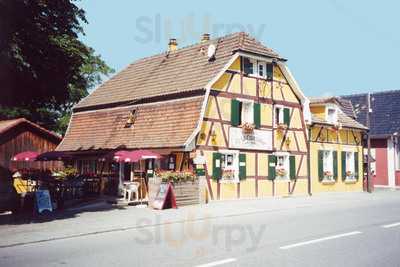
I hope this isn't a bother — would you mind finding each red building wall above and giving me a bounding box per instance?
[396,171,400,186]
[371,139,388,186]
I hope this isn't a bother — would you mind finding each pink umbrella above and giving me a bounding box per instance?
[11,151,40,162]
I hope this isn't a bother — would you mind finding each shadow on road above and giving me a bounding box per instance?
[0,199,127,226]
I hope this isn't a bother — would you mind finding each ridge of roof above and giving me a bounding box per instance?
[0,118,61,141]
[74,32,282,111]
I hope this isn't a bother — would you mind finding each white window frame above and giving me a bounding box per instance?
[323,150,334,181]
[325,104,338,124]
[274,105,284,126]
[257,61,267,78]
[219,149,239,183]
[238,98,254,125]
[345,151,356,181]
[274,152,290,180]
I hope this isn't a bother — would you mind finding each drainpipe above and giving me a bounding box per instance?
[307,127,312,196]
[366,93,372,193]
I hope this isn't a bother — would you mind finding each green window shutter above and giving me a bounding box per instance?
[239,153,247,180]
[333,151,338,181]
[354,152,359,180]
[289,155,296,180]
[243,57,253,75]
[231,99,241,126]
[341,151,347,181]
[254,103,261,129]
[318,150,324,181]
[266,63,273,80]
[268,155,277,180]
[212,152,222,180]
[283,108,290,126]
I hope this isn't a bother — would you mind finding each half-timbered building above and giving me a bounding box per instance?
[58,32,313,200]
[309,97,367,193]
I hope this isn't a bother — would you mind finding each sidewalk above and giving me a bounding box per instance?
[0,191,398,248]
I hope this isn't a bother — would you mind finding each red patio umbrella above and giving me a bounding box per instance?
[113,150,162,162]
[11,151,39,162]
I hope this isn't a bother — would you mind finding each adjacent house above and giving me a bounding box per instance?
[58,32,313,200]
[309,97,367,193]
[342,90,400,189]
[0,118,62,181]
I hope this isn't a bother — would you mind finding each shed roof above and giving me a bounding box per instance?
[0,118,61,144]
[56,96,204,152]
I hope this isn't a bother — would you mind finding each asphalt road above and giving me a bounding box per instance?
[1,192,400,267]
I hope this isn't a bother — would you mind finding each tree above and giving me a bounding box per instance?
[0,0,114,134]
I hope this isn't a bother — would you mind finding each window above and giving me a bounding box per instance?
[275,106,284,125]
[323,150,334,180]
[220,150,239,183]
[275,106,290,126]
[241,99,254,125]
[326,105,338,124]
[276,154,290,180]
[243,57,272,79]
[345,152,355,180]
[231,99,260,128]
[258,61,266,78]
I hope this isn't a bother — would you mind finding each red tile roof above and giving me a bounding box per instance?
[57,96,204,151]
[74,32,281,110]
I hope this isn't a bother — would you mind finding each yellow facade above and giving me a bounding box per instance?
[198,56,309,200]
[310,141,363,193]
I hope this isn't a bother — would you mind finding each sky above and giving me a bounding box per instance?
[77,0,400,97]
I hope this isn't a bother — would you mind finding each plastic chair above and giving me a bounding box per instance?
[124,182,140,202]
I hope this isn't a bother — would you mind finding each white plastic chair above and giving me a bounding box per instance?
[124,182,140,202]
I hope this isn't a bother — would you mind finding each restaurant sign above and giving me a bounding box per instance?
[229,127,272,150]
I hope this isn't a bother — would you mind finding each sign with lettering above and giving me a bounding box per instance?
[152,182,177,210]
[35,190,53,214]
[229,128,273,150]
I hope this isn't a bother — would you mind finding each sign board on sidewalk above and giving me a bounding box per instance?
[35,190,53,214]
[152,182,177,210]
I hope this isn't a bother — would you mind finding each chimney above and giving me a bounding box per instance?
[168,38,178,51]
[201,33,210,43]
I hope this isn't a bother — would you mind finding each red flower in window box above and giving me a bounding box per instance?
[241,122,255,134]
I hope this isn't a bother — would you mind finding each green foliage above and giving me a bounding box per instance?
[0,0,114,134]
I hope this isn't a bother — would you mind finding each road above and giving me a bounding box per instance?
[1,191,400,266]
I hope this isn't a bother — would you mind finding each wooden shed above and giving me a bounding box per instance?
[0,118,62,181]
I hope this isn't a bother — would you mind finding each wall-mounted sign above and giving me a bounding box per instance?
[229,128,272,150]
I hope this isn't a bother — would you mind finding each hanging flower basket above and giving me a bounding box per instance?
[222,169,235,181]
[241,122,255,135]
[324,171,333,179]
[276,168,287,177]
[346,171,354,177]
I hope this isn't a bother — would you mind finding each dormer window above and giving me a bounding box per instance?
[243,57,273,79]
[326,105,338,124]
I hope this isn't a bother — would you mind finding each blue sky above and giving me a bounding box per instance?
[77,0,400,97]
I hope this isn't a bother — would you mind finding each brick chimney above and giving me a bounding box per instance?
[201,33,210,43]
[168,38,178,51]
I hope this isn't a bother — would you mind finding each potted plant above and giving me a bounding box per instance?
[241,122,255,135]
[276,168,287,178]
